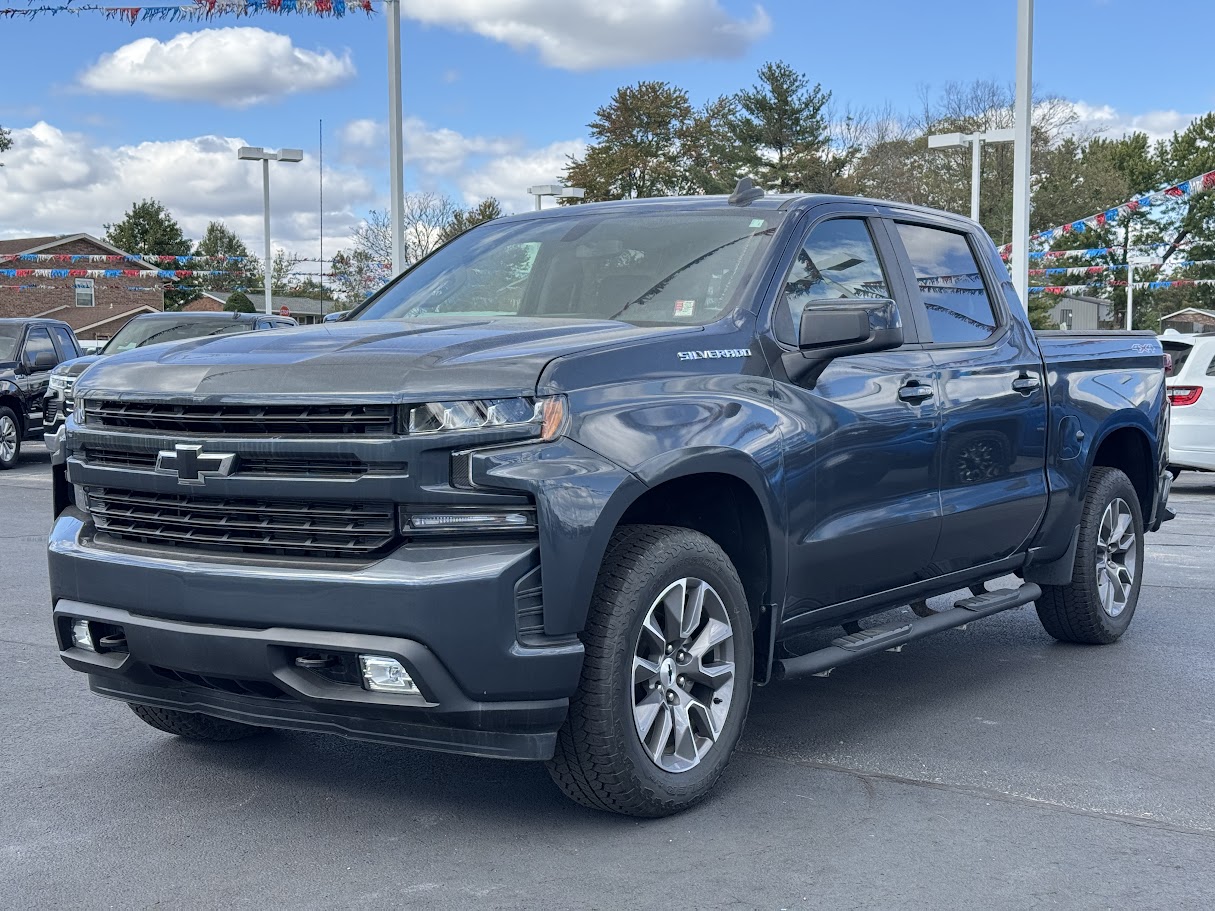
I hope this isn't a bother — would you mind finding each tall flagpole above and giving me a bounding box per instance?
[1010,0,1034,311]
[386,0,406,275]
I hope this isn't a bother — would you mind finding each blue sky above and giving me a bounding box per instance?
[0,0,1211,262]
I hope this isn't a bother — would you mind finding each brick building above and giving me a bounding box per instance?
[0,234,165,341]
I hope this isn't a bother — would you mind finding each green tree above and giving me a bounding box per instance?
[0,125,11,164]
[729,61,833,193]
[565,81,703,200]
[439,197,504,244]
[105,199,193,309]
[223,291,255,313]
[193,221,259,293]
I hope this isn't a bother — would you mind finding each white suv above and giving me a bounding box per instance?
[1160,330,1215,475]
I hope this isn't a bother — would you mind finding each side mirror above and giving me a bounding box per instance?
[28,350,58,372]
[784,298,904,384]
[322,311,346,323]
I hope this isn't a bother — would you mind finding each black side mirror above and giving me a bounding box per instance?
[28,350,58,372]
[784,298,904,384]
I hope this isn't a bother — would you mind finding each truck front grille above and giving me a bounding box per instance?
[87,487,397,558]
[84,400,396,436]
[81,447,404,479]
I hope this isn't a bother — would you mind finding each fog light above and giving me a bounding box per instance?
[359,655,419,695]
[71,619,96,652]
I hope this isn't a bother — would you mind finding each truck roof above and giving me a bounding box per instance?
[0,317,74,329]
[502,192,978,227]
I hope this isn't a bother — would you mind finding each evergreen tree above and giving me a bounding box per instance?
[729,61,833,193]
[104,198,193,309]
[439,197,504,244]
[194,221,259,293]
[223,291,255,313]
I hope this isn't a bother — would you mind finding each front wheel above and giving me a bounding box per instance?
[128,704,266,741]
[546,525,753,816]
[1036,467,1144,644]
[0,406,20,470]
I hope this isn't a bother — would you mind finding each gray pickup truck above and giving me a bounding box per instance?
[48,188,1171,816]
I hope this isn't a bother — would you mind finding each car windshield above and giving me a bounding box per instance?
[0,326,19,362]
[103,318,254,354]
[356,210,783,326]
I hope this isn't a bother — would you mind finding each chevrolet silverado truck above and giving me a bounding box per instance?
[48,185,1172,817]
[0,317,82,469]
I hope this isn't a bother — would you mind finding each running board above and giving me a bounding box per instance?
[772,583,1042,682]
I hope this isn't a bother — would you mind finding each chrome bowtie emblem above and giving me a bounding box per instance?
[155,443,236,486]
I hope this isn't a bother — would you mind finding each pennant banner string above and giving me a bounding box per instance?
[0,1,375,22]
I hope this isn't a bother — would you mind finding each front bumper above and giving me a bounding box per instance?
[49,510,584,760]
[55,601,565,760]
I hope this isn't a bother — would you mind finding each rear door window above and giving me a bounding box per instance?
[895,222,1000,344]
[1161,341,1193,377]
[50,326,80,360]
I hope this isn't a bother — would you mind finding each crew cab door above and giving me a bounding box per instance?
[885,217,1048,573]
[766,208,942,619]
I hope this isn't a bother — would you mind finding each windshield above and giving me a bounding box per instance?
[356,210,783,326]
[103,318,254,354]
[0,326,19,362]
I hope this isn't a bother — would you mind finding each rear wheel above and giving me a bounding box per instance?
[546,525,753,816]
[1036,467,1144,644]
[128,704,266,741]
[0,407,20,470]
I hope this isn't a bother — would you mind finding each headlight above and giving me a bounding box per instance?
[73,397,87,425]
[49,374,76,392]
[407,395,566,440]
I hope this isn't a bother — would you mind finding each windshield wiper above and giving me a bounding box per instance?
[605,230,770,322]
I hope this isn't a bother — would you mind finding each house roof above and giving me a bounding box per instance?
[0,235,60,255]
[202,291,338,317]
[32,304,162,333]
[1160,307,1215,320]
[0,233,159,271]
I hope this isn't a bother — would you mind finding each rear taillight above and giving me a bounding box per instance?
[1168,386,1203,407]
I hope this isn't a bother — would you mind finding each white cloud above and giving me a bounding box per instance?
[80,28,355,107]
[1066,102,1200,144]
[339,116,584,213]
[399,0,770,70]
[0,122,375,264]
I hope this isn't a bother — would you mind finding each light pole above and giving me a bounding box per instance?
[385,0,406,275]
[527,184,586,211]
[1010,0,1035,312]
[237,146,303,315]
[926,128,1015,222]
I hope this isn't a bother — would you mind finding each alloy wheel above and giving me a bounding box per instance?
[1096,497,1137,618]
[631,577,736,773]
[0,415,17,463]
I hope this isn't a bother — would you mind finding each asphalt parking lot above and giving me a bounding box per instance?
[2,441,1213,909]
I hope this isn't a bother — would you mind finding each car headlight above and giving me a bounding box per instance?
[406,395,566,439]
[49,374,76,393]
[73,397,87,425]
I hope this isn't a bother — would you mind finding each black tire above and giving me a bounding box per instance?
[0,406,21,470]
[1036,467,1144,644]
[128,704,266,741]
[546,525,754,817]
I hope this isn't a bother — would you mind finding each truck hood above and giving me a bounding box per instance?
[74,317,684,401]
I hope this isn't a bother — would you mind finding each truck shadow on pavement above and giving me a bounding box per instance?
[119,606,1088,824]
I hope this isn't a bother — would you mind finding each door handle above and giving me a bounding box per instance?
[1012,374,1041,394]
[898,381,934,403]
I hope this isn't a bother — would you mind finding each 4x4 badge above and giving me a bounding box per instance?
[155,443,237,486]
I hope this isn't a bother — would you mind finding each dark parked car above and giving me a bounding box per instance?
[49,187,1172,816]
[42,311,298,439]
[0,318,82,469]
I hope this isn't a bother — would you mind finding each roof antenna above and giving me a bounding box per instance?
[728,176,765,206]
